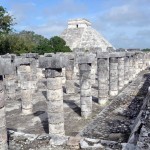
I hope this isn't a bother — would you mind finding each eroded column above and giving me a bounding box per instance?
[39,55,67,135]
[66,59,75,94]
[118,54,125,90]
[91,60,97,85]
[18,64,32,114]
[97,53,109,105]
[109,56,118,96]
[124,55,130,85]
[0,77,7,150]
[46,69,64,135]
[79,63,92,118]
[77,53,95,119]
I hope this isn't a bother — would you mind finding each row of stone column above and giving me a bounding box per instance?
[0,51,150,145]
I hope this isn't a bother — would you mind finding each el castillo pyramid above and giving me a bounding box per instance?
[60,18,115,51]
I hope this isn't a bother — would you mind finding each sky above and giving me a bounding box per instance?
[1,0,150,49]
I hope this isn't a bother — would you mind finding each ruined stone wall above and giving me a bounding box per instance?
[0,51,150,150]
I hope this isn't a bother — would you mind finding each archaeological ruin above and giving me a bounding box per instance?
[0,50,150,150]
[0,19,149,150]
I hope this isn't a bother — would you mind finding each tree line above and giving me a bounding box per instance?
[0,6,71,55]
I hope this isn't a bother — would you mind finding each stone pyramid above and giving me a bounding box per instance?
[60,18,115,52]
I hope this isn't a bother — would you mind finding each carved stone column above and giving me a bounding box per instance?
[97,52,109,105]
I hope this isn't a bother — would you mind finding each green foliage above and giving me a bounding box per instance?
[0,31,71,55]
[0,6,14,34]
[142,48,150,52]
[49,36,71,53]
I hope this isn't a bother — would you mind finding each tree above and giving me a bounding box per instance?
[0,6,14,34]
[142,48,150,52]
[49,36,71,53]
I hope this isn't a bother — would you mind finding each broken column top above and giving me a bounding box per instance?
[39,54,69,69]
[76,52,96,64]
[0,58,15,75]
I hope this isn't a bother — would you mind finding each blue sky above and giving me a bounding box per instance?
[1,0,150,49]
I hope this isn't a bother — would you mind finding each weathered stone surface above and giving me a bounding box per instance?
[76,53,96,64]
[97,57,109,105]
[109,57,118,96]
[47,77,62,90]
[47,89,63,101]
[0,58,15,75]
[39,55,68,69]
[49,123,64,135]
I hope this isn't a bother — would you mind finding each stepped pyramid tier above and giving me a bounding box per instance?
[60,18,115,52]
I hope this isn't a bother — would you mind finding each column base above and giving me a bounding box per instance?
[49,123,65,135]
[124,80,129,85]
[98,98,108,106]
[109,91,118,97]
[81,111,92,119]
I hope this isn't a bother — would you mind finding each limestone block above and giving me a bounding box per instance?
[48,113,64,124]
[81,89,91,97]
[47,89,63,101]
[76,53,96,64]
[47,77,62,90]
[48,101,63,113]
[17,65,31,73]
[39,55,68,69]
[97,52,109,59]
[49,123,64,135]
[0,58,15,75]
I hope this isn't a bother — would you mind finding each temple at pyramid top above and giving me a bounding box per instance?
[68,18,91,29]
[60,18,115,52]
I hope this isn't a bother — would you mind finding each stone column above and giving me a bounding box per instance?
[128,54,134,81]
[45,69,64,135]
[4,74,16,100]
[124,55,130,85]
[77,53,95,118]
[118,53,125,90]
[66,59,75,94]
[18,65,32,115]
[79,63,92,118]
[90,60,97,85]
[109,55,118,96]
[0,77,7,150]
[39,55,67,135]
[97,53,109,105]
